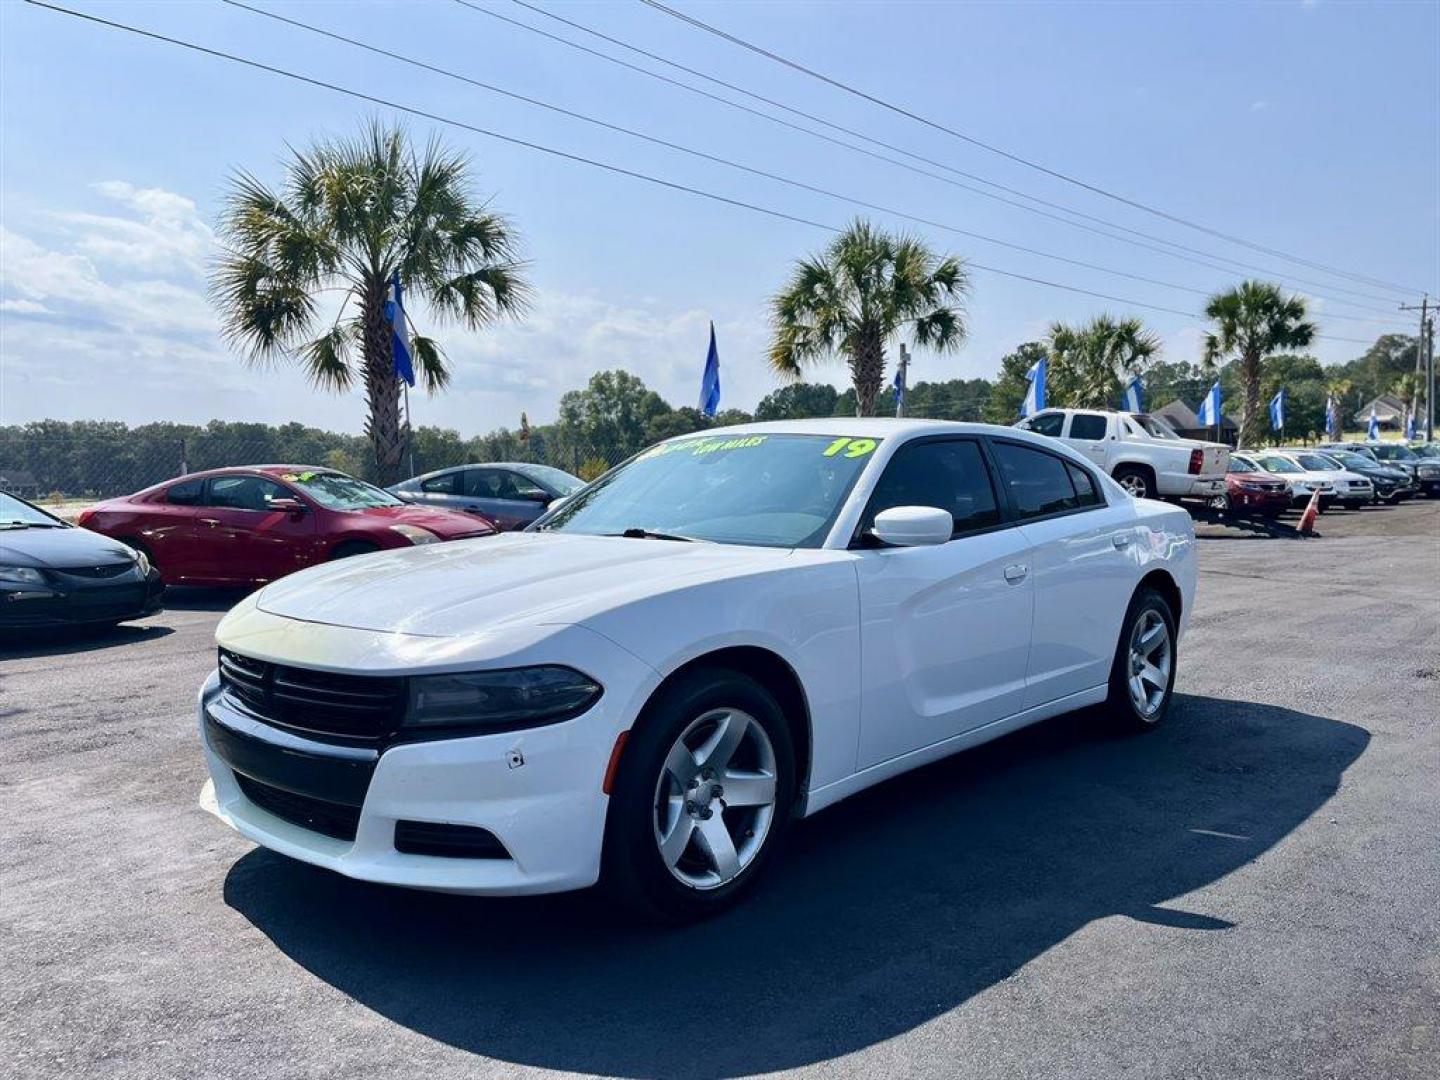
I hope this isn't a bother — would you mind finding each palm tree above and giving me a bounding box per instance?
[1203,281,1315,449]
[1046,315,1160,408]
[211,122,530,483]
[769,220,968,416]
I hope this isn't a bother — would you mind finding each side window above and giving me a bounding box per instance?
[464,469,503,498]
[1068,413,1108,441]
[1066,462,1103,506]
[421,472,458,494]
[992,442,1082,519]
[205,476,289,511]
[863,439,1000,537]
[508,473,548,500]
[1027,412,1065,438]
[165,478,204,506]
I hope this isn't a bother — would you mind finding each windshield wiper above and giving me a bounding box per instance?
[610,527,697,542]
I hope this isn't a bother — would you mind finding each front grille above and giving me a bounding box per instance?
[394,820,510,859]
[219,649,405,745]
[58,562,134,580]
[234,772,361,841]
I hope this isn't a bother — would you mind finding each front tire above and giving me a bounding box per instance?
[601,669,796,922]
[330,540,379,560]
[1103,587,1177,732]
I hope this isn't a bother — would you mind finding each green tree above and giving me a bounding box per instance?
[1203,281,1316,449]
[984,342,1046,423]
[1046,315,1160,409]
[754,382,840,421]
[554,370,670,469]
[769,220,969,416]
[210,121,530,483]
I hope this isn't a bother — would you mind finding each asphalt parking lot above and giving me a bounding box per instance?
[3,500,1437,1080]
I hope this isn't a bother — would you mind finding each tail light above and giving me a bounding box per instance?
[1188,449,1204,475]
[76,509,95,527]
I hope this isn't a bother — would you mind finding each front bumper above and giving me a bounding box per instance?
[0,568,163,629]
[198,657,633,896]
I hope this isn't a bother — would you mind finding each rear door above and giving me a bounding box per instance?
[1064,411,1113,471]
[137,477,207,582]
[986,438,1135,709]
[855,436,1034,767]
[193,475,316,583]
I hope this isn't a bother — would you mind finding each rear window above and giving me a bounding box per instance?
[166,478,204,505]
[1068,413,1108,441]
[992,442,1084,519]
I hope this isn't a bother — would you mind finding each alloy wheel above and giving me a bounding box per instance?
[652,708,777,890]
[1127,609,1172,719]
[1118,473,1148,498]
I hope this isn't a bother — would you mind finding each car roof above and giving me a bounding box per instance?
[135,465,338,496]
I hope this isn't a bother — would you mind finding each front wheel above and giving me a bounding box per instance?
[1103,588,1178,732]
[329,540,379,561]
[602,669,795,922]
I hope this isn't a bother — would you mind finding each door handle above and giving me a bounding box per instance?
[1003,563,1029,583]
[1112,532,1130,549]
[199,517,220,528]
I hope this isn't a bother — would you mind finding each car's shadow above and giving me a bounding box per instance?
[0,621,174,657]
[161,586,253,613]
[224,694,1366,1078]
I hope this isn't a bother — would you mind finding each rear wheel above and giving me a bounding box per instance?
[1103,587,1177,732]
[602,669,795,922]
[1113,466,1157,500]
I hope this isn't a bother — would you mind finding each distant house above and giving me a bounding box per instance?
[1154,399,1239,444]
[1352,394,1408,429]
[0,469,40,498]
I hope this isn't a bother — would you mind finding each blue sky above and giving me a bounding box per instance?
[2,0,1436,436]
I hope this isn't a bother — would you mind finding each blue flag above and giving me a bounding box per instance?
[1268,387,1286,431]
[1406,410,1417,441]
[1196,382,1223,428]
[1020,357,1047,417]
[1366,407,1380,442]
[698,322,721,418]
[384,271,415,387]
[1325,395,1339,439]
[892,366,905,414]
[1121,375,1144,413]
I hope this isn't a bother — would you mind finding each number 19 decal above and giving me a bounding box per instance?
[822,437,878,458]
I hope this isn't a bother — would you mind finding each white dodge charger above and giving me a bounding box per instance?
[199,419,1196,919]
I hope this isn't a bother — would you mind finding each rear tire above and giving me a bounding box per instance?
[1103,587,1177,733]
[601,669,796,922]
[1113,466,1157,501]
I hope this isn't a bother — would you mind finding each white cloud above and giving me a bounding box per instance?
[1250,100,1270,112]
[0,299,52,315]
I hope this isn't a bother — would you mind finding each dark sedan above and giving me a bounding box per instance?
[1309,449,1414,503]
[1,492,163,631]
[389,462,584,530]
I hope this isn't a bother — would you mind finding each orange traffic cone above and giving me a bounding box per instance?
[1297,488,1322,535]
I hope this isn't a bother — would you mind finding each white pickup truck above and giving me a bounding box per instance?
[1015,408,1230,501]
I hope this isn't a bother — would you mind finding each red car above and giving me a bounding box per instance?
[1224,460,1291,517]
[78,465,496,587]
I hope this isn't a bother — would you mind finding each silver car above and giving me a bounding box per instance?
[389,463,584,531]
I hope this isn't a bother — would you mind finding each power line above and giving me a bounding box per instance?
[219,0,1391,326]
[20,0,1385,350]
[637,0,1427,299]
[458,0,1402,315]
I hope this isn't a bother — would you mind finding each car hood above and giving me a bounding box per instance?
[254,531,795,637]
[342,504,495,537]
[0,525,138,569]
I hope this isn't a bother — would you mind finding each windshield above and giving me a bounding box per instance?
[1327,452,1371,469]
[520,464,584,497]
[1256,456,1302,474]
[1369,445,1417,461]
[535,433,879,547]
[282,470,403,510]
[1296,454,1339,471]
[1130,414,1180,439]
[0,491,66,528]
[1409,443,1439,458]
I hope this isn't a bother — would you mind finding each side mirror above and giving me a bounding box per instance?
[870,506,953,547]
[269,498,306,516]
[546,495,571,513]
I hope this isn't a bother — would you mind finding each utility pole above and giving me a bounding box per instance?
[1400,295,1433,441]
[895,342,910,418]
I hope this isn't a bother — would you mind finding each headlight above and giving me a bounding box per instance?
[389,524,440,545]
[405,666,602,733]
[131,549,150,576]
[0,565,47,586]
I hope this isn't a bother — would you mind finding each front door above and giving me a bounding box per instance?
[194,475,316,583]
[856,437,1034,768]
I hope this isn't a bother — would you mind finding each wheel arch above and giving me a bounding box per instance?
[632,645,813,816]
[1137,567,1183,626]
[1111,459,1157,484]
